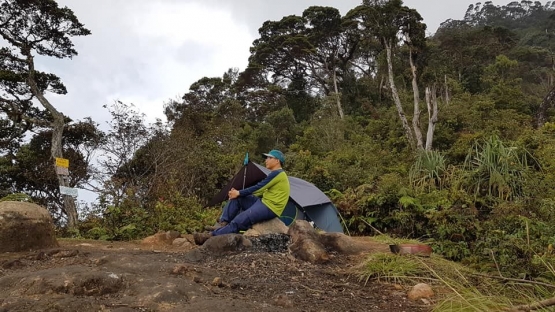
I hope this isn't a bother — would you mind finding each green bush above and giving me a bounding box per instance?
[0,193,34,202]
[153,193,220,234]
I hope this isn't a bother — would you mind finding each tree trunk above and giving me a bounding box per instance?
[25,52,78,228]
[409,46,423,150]
[385,41,415,149]
[425,86,439,151]
[535,84,555,128]
[379,75,385,101]
[333,67,344,119]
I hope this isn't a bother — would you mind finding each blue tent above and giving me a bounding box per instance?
[208,162,344,233]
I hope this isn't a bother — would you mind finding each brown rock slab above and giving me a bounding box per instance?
[172,238,193,248]
[202,234,252,255]
[141,231,182,246]
[251,218,289,235]
[0,201,59,252]
[243,229,261,237]
[288,220,329,263]
[288,220,320,243]
[165,230,181,241]
[319,233,369,255]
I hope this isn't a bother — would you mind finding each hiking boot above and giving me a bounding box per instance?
[193,232,213,245]
[204,221,228,231]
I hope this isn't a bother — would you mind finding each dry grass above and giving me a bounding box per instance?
[355,248,555,312]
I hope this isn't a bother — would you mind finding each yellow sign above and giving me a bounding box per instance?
[55,157,69,168]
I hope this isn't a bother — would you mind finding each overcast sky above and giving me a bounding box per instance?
[36,0,514,129]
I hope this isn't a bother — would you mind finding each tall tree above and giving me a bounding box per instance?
[348,0,427,150]
[94,101,156,209]
[1,120,102,223]
[248,8,361,120]
[303,6,361,119]
[0,0,91,227]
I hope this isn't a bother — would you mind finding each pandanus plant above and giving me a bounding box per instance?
[409,149,447,192]
[462,135,531,201]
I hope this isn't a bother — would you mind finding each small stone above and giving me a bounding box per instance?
[212,277,222,287]
[172,264,190,275]
[93,257,108,266]
[407,283,434,300]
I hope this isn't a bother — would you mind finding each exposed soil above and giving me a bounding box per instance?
[0,237,431,312]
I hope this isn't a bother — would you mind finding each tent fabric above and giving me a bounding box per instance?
[279,200,306,226]
[208,161,344,233]
[252,163,331,207]
[208,162,266,207]
[304,203,344,233]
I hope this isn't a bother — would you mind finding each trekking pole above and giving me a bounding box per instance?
[242,152,249,189]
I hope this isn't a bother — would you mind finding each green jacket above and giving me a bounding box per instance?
[238,169,290,216]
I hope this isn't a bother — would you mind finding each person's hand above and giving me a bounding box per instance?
[228,188,240,199]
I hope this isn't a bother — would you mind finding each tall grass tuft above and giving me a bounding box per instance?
[462,135,531,200]
[355,249,555,312]
[409,149,447,191]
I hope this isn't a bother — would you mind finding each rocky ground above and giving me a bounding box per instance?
[0,236,432,312]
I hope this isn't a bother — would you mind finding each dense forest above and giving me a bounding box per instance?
[2,0,555,280]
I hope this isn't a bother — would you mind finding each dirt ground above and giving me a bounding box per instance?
[0,236,431,312]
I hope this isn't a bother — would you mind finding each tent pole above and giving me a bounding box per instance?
[337,211,351,236]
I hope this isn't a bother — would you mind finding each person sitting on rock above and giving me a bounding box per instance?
[194,150,290,245]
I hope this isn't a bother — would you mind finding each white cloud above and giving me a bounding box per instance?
[129,2,249,47]
[119,2,253,121]
[41,0,253,125]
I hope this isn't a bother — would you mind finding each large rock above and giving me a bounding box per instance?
[288,220,329,264]
[202,234,252,255]
[0,201,59,252]
[244,217,289,237]
[141,231,182,247]
[319,233,382,255]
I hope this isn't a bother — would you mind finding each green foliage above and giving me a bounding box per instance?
[409,150,447,191]
[358,253,426,284]
[470,209,555,280]
[86,227,110,241]
[152,194,220,234]
[104,199,150,241]
[426,205,477,261]
[462,135,531,200]
[0,193,33,202]
[0,121,101,223]
[79,191,220,241]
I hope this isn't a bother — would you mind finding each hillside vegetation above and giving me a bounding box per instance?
[2,0,555,299]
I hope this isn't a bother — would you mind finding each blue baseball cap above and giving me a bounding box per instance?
[262,149,285,165]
